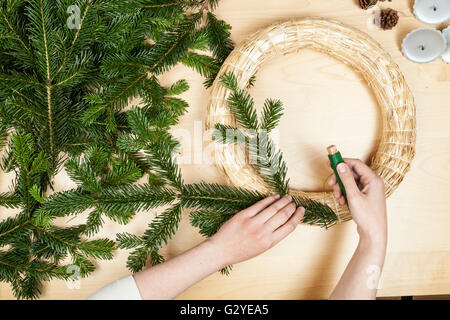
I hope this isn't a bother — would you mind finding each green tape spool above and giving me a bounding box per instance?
[327,145,347,203]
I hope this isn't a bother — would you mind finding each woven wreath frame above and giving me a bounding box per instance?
[206,18,416,223]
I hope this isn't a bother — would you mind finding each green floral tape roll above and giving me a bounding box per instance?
[327,145,347,203]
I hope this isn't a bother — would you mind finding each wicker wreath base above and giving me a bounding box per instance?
[206,18,416,223]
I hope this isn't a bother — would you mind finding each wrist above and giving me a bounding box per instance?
[358,231,387,252]
[201,238,230,271]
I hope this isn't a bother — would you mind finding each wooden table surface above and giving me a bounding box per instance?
[1,0,449,299]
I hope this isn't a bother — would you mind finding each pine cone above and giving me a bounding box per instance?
[359,0,378,10]
[380,8,399,30]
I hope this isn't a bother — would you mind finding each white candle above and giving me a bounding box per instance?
[401,28,447,63]
[442,26,450,64]
[413,0,450,25]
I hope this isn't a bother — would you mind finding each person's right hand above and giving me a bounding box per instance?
[327,158,387,245]
[208,194,305,268]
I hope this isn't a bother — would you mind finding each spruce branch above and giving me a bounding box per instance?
[0,192,22,209]
[248,131,290,196]
[261,99,284,133]
[190,209,234,237]
[65,156,102,194]
[293,196,338,229]
[213,123,248,145]
[220,72,259,130]
[181,51,220,78]
[98,184,177,213]
[118,203,182,272]
[102,160,143,187]
[205,12,234,63]
[0,213,30,246]
[181,183,264,211]
[145,11,202,74]
[42,190,97,217]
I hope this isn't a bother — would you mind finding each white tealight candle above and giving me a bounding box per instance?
[413,0,450,25]
[442,27,450,64]
[402,28,447,63]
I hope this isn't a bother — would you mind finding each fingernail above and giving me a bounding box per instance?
[300,207,306,216]
[287,195,292,201]
[274,194,281,199]
[338,163,347,173]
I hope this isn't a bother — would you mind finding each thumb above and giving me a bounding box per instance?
[336,162,360,198]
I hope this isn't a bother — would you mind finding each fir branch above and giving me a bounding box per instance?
[0,214,30,245]
[84,210,104,236]
[293,196,338,229]
[0,192,22,208]
[0,0,304,298]
[29,185,45,204]
[102,160,143,187]
[166,79,189,96]
[33,225,85,253]
[103,209,136,225]
[42,190,97,217]
[116,232,144,249]
[247,74,257,89]
[98,184,177,213]
[119,203,182,272]
[213,123,247,145]
[205,12,234,63]
[137,0,203,17]
[71,251,95,277]
[65,156,102,193]
[181,183,264,211]
[260,99,284,133]
[78,239,115,260]
[248,131,290,196]
[220,73,259,130]
[145,12,202,74]
[81,72,149,124]
[144,141,183,190]
[0,7,32,55]
[181,51,220,78]
[0,72,41,89]
[124,245,150,273]
[141,203,182,249]
[190,209,233,237]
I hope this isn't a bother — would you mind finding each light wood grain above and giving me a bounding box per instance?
[1,0,449,299]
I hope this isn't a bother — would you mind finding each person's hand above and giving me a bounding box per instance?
[208,194,305,268]
[327,158,387,245]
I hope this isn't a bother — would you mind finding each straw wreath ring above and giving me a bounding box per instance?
[206,18,416,223]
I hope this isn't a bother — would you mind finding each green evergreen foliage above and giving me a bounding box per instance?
[0,0,234,299]
[0,0,337,299]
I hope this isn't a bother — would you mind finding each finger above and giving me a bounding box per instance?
[272,207,305,243]
[327,174,337,186]
[242,194,281,217]
[254,195,293,222]
[336,162,360,198]
[333,184,342,199]
[264,202,297,231]
[328,161,360,187]
[343,158,377,180]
